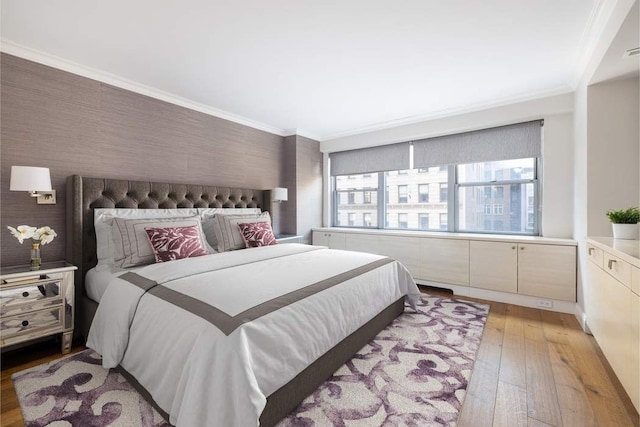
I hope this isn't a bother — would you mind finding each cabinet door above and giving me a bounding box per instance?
[327,233,346,250]
[630,292,640,412]
[345,234,380,255]
[312,231,328,247]
[378,236,421,279]
[420,238,469,285]
[517,244,576,301]
[470,241,518,293]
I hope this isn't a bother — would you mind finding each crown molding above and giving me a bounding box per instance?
[322,85,574,142]
[571,0,617,88]
[0,39,288,137]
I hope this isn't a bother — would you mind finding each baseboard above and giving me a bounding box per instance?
[574,303,591,334]
[415,279,577,315]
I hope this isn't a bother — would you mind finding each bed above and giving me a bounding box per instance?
[66,175,420,426]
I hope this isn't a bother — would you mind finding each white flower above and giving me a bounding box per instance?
[7,225,37,244]
[34,226,57,245]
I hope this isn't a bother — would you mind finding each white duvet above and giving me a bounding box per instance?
[87,243,420,426]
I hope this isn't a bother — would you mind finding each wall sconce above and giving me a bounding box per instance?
[271,187,288,203]
[10,166,56,204]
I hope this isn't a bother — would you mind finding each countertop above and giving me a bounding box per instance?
[587,236,640,268]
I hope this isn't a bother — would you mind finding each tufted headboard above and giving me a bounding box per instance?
[66,175,265,337]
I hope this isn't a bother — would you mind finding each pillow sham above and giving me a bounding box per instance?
[212,212,272,252]
[94,209,204,270]
[112,216,210,268]
[237,221,277,248]
[145,225,209,263]
[198,208,261,250]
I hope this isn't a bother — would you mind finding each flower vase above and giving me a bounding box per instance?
[612,223,639,240]
[30,242,41,270]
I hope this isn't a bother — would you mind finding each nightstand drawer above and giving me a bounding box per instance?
[1,307,62,340]
[0,280,61,316]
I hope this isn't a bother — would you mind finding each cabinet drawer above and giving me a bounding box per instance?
[603,253,632,288]
[0,280,61,316]
[1,307,62,340]
[586,244,604,268]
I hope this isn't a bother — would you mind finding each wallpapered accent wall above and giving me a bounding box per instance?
[0,53,321,267]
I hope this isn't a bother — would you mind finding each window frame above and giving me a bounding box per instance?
[331,158,540,236]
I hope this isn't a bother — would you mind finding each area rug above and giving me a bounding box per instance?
[12,295,489,427]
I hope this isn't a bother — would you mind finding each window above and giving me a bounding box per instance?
[398,185,408,203]
[439,183,448,202]
[363,191,372,204]
[348,213,355,226]
[419,213,429,229]
[439,213,448,230]
[457,158,537,234]
[335,173,378,228]
[419,184,429,203]
[331,121,541,235]
[398,213,408,229]
[364,213,372,227]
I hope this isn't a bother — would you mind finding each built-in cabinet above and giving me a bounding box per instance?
[585,237,639,413]
[312,228,577,302]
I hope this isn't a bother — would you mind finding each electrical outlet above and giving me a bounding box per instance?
[536,299,553,309]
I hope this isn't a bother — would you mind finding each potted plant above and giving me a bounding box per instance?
[606,207,640,240]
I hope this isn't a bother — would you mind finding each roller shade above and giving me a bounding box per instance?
[330,142,410,176]
[413,121,542,168]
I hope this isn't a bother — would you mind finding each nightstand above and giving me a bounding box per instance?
[0,261,77,354]
[275,235,303,244]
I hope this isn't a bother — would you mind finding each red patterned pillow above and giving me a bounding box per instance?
[237,221,277,248]
[144,225,209,263]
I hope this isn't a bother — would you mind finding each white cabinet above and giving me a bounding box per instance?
[311,228,576,302]
[312,231,346,249]
[517,244,576,301]
[378,236,421,279]
[469,241,575,300]
[585,238,640,412]
[345,234,380,255]
[470,241,518,293]
[420,238,469,286]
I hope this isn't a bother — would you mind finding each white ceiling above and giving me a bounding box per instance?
[2,0,601,140]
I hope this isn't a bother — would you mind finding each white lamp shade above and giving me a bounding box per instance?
[10,166,52,191]
[272,187,288,202]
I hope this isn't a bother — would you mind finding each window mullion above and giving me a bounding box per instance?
[448,164,455,232]
[378,172,385,229]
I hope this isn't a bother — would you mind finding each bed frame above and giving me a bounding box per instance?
[65,174,404,427]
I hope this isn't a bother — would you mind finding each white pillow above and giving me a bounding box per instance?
[112,216,210,268]
[198,208,261,249]
[94,208,261,270]
[212,212,271,252]
[94,209,202,270]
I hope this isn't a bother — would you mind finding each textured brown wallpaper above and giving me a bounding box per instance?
[1,53,292,266]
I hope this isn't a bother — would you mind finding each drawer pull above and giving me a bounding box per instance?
[588,247,594,255]
[21,320,28,327]
[608,259,616,269]
[22,291,29,297]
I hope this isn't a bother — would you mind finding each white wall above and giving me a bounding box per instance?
[587,76,640,236]
[321,93,575,238]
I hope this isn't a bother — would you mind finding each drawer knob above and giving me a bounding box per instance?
[588,247,594,255]
[21,320,28,327]
[608,259,617,269]
[512,246,516,250]
[22,291,29,297]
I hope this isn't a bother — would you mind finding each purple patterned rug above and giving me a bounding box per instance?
[12,295,488,427]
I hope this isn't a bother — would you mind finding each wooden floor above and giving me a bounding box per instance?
[1,290,638,427]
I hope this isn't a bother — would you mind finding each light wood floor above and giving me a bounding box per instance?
[1,290,638,427]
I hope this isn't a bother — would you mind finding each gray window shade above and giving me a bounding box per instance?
[330,142,410,176]
[413,121,542,168]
